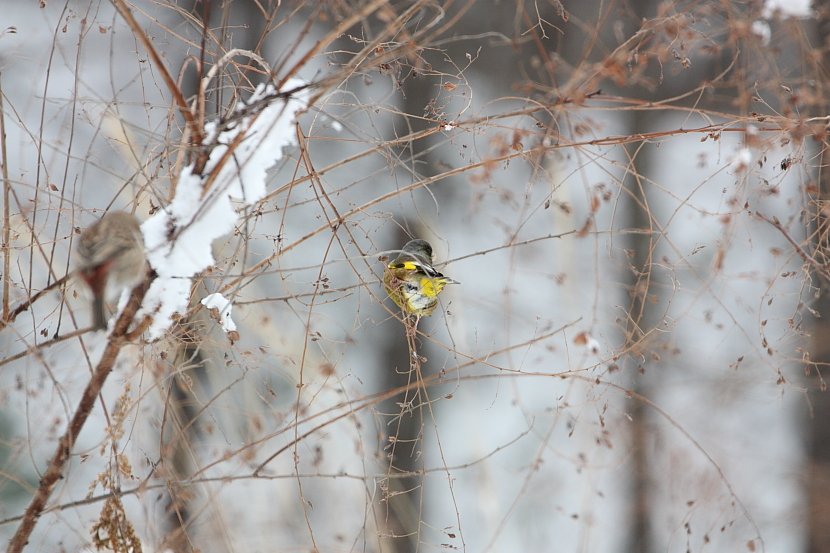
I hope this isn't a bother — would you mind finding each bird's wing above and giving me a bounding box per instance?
[390,259,444,278]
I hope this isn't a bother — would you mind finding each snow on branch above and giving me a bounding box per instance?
[201,292,237,333]
[139,80,308,339]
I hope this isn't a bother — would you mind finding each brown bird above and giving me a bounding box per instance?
[76,211,146,330]
[383,239,459,335]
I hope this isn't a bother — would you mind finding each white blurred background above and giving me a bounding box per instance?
[0,1,823,552]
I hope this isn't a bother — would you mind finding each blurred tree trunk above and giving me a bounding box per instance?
[150,2,270,549]
[806,3,830,551]
[374,4,551,548]
[377,9,453,546]
[617,0,659,549]
[377,227,424,553]
[158,330,203,553]
[621,111,657,553]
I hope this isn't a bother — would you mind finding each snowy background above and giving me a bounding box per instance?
[0,0,822,552]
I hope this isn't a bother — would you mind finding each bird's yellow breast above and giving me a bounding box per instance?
[384,257,456,317]
[418,277,444,298]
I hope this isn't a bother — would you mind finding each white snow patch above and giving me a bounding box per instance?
[762,0,815,19]
[201,293,237,332]
[728,148,752,174]
[750,21,771,46]
[584,336,601,356]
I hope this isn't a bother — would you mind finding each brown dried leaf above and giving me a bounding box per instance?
[576,216,594,237]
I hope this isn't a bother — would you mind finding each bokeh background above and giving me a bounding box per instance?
[0,0,827,552]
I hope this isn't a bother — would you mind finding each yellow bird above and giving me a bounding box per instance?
[383,239,459,334]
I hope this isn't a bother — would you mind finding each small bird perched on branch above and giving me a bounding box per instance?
[383,239,460,335]
[76,211,146,331]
